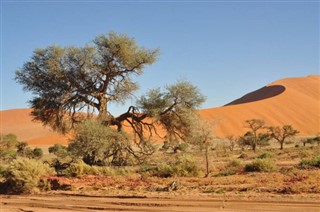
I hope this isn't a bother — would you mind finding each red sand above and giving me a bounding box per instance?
[1,75,319,145]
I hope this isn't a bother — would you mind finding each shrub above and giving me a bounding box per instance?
[299,154,320,169]
[31,148,43,159]
[48,144,68,158]
[64,161,120,177]
[0,165,8,178]
[64,161,92,177]
[244,159,277,172]
[154,162,175,178]
[257,152,273,159]
[5,158,54,193]
[153,156,201,177]
[213,170,237,177]
[226,159,243,171]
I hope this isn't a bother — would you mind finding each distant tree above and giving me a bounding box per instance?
[268,125,299,150]
[301,135,320,147]
[15,32,205,164]
[241,119,269,152]
[16,142,29,157]
[31,148,43,159]
[225,135,237,152]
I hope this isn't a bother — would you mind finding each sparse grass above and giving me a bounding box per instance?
[299,153,320,169]
[257,151,273,159]
[245,159,277,172]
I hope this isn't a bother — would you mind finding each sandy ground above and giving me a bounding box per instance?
[1,194,320,212]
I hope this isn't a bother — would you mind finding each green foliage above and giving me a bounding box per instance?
[301,136,319,147]
[31,148,43,159]
[0,165,8,178]
[268,125,299,150]
[15,31,206,164]
[17,142,43,160]
[5,158,54,194]
[299,153,320,169]
[64,161,94,177]
[49,144,68,158]
[214,159,243,177]
[68,119,135,166]
[258,152,273,159]
[244,159,277,172]
[63,161,134,177]
[153,156,202,178]
[227,159,244,170]
[138,80,206,145]
[240,119,270,152]
[0,134,19,162]
[15,32,159,133]
[213,170,237,177]
[239,131,270,151]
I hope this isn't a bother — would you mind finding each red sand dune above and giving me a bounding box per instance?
[1,75,319,145]
[0,108,69,145]
[200,75,320,137]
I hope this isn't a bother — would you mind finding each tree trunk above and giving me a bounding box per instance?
[252,143,256,152]
[280,141,284,150]
[205,144,209,178]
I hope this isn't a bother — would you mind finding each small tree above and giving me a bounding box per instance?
[268,125,299,150]
[48,144,69,158]
[242,119,269,152]
[67,119,143,166]
[225,135,237,152]
[186,119,214,177]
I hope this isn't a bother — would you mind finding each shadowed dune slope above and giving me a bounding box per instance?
[200,75,320,137]
[1,75,319,145]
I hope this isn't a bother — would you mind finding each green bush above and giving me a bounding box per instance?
[31,148,43,159]
[299,154,320,169]
[0,165,8,178]
[213,170,237,177]
[226,159,244,171]
[64,161,93,177]
[49,144,69,158]
[64,161,119,177]
[153,156,201,177]
[257,152,273,159]
[244,159,277,172]
[5,158,54,193]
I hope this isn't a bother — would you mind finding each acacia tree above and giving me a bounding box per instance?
[268,125,299,150]
[15,32,206,164]
[225,135,237,152]
[186,119,214,177]
[241,119,269,152]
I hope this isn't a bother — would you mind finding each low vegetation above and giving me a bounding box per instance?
[2,158,53,194]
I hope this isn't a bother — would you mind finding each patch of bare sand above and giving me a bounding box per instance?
[1,194,320,212]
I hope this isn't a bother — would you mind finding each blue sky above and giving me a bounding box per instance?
[1,0,319,115]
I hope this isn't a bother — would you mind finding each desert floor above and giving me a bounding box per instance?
[1,193,320,212]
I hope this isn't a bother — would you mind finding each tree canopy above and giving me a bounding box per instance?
[15,32,206,164]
